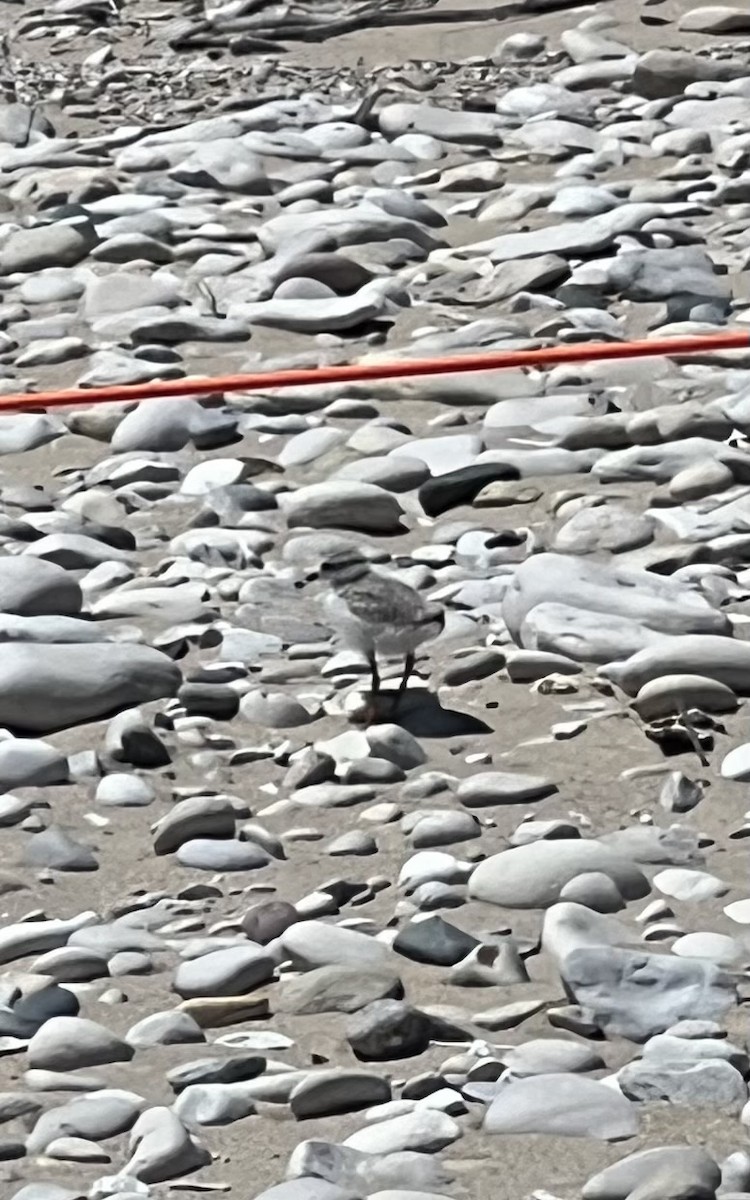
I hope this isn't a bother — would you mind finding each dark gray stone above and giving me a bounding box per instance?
[241,900,298,944]
[167,1055,266,1093]
[290,1069,391,1118]
[393,916,479,966]
[346,1000,433,1061]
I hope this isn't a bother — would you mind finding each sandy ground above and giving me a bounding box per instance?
[1,0,750,1196]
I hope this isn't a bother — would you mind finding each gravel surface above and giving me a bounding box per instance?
[3,1,750,1199]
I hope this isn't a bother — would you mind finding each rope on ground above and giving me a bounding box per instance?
[0,331,747,413]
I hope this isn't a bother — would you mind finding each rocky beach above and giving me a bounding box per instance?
[3,1,750,1199]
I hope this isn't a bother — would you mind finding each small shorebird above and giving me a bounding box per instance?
[314,550,445,719]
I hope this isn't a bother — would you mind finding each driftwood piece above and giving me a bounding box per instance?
[168,0,596,51]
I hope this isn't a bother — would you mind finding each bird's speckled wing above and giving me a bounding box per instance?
[338,572,427,628]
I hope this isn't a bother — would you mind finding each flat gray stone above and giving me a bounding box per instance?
[30,946,108,982]
[126,1010,206,1048]
[336,455,429,492]
[721,744,750,781]
[723,898,750,924]
[563,946,737,1042]
[344,1107,461,1155]
[240,689,315,729]
[719,1150,750,1194]
[408,810,481,849]
[232,280,400,335]
[170,139,269,191]
[502,1038,604,1077]
[27,1017,133,1071]
[276,965,403,1015]
[455,203,660,262]
[604,246,729,314]
[172,1081,257,1126]
[121,1105,210,1183]
[379,101,504,145]
[0,220,98,273]
[599,825,702,866]
[176,838,270,871]
[593,438,750,484]
[469,840,649,909]
[0,912,96,965]
[11,1186,84,1200]
[279,428,345,468]
[153,801,235,859]
[326,830,378,856]
[24,533,131,570]
[633,674,738,721]
[0,414,62,454]
[520,603,670,664]
[671,932,743,964]
[457,771,557,806]
[287,1139,454,1195]
[633,47,747,99]
[390,434,482,476]
[504,554,729,645]
[542,902,630,970]
[26,1090,142,1153]
[45,1135,111,1162]
[279,921,392,971]
[0,643,180,733]
[0,557,81,616]
[173,945,274,999]
[583,1146,721,1200]
[96,775,155,807]
[642,1032,748,1073]
[280,482,405,533]
[0,613,107,646]
[619,1058,747,1111]
[654,868,727,902]
[483,1073,638,1139]
[84,270,181,317]
[559,872,625,913]
[679,6,750,33]
[553,505,653,556]
[0,739,68,789]
[364,724,427,770]
[290,784,376,809]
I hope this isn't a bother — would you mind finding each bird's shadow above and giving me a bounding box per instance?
[365,688,492,738]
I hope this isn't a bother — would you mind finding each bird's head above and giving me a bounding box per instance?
[294,548,371,589]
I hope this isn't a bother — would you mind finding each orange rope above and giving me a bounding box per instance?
[0,331,747,413]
